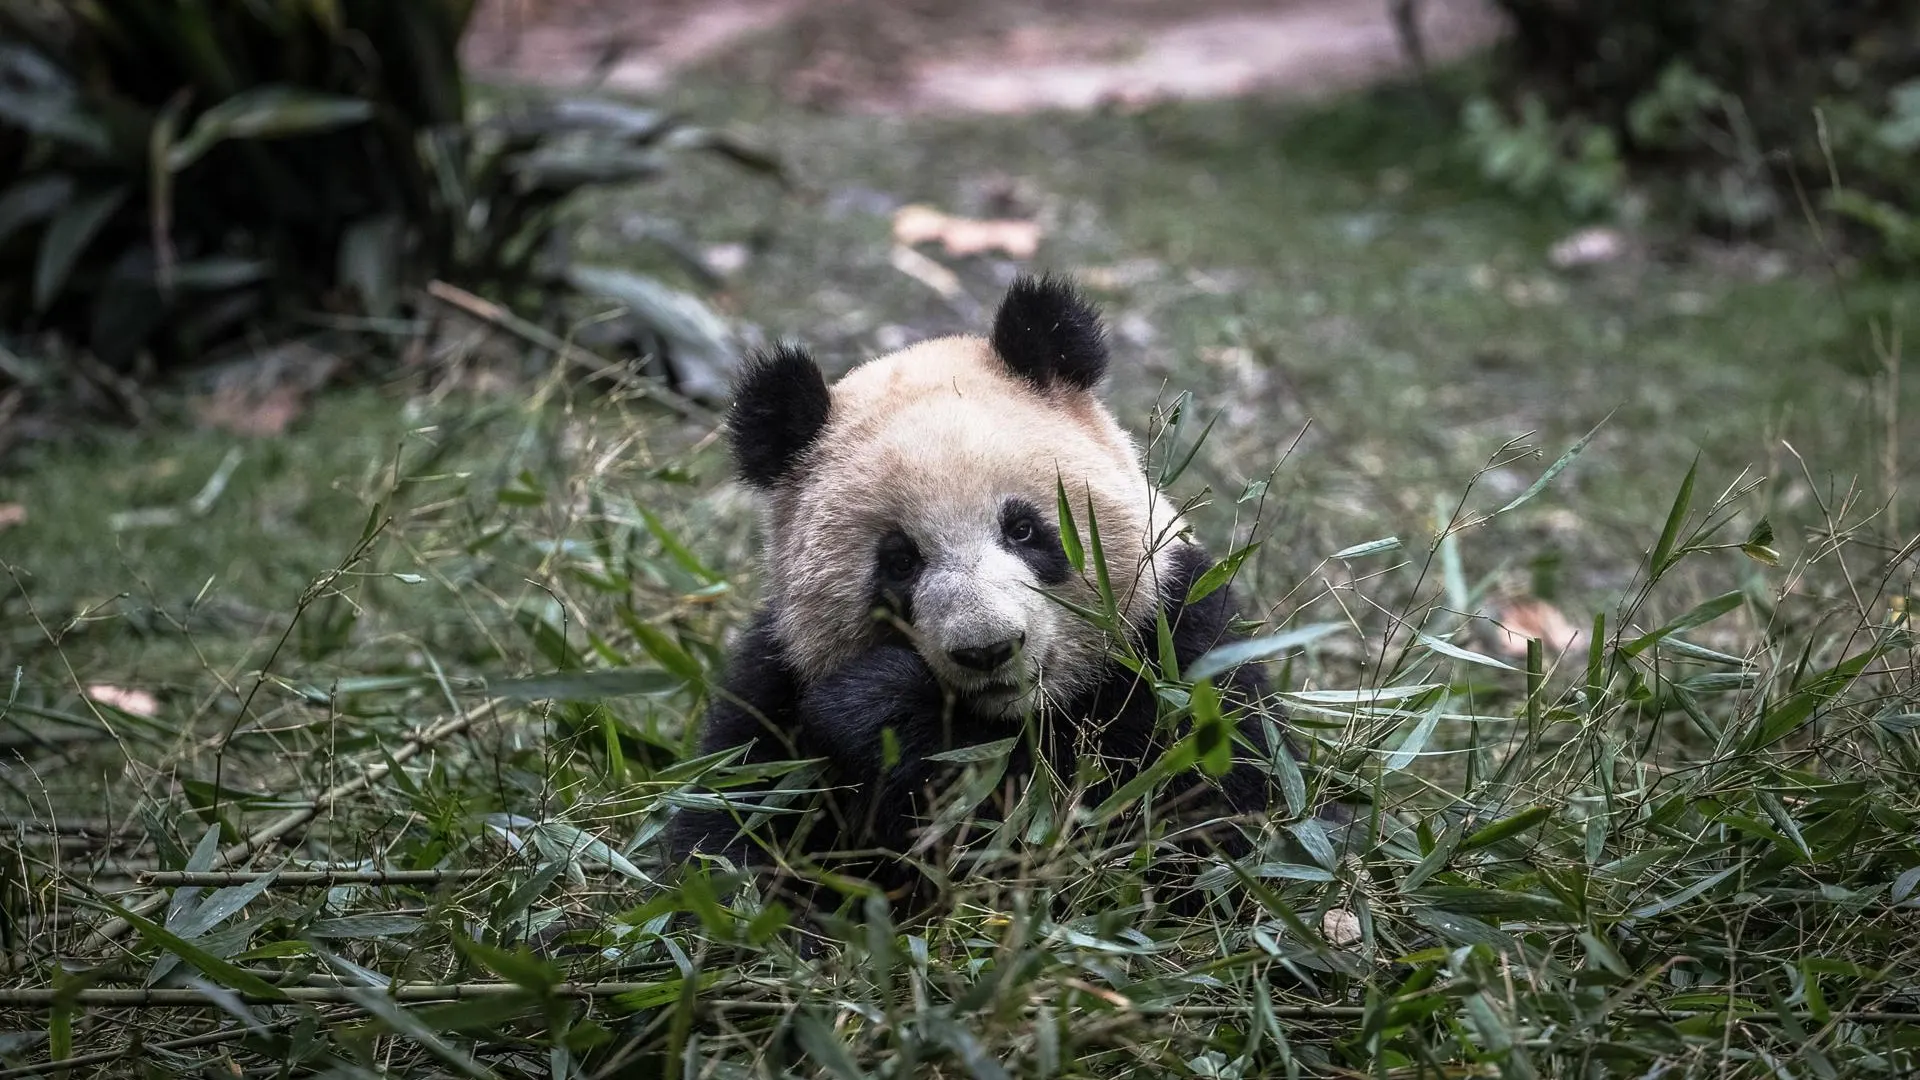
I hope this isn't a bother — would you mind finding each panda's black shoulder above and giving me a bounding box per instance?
[1158,541,1252,668]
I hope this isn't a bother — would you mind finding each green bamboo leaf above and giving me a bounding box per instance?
[167,86,374,171]
[33,186,128,312]
[925,736,1019,764]
[1055,477,1085,573]
[92,899,287,1001]
[1186,541,1260,605]
[1741,643,1886,751]
[1084,493,1117,622]
[1458,805,1552,852]
[1492,417,1607,516]
[1402,820,1463,892]
[1191,678,1232,777]
[341,987,493,1080]
[624,614,704,685]
[489,669,681,701]
[1756,791,1811,860]
[1649,458,1698,577]
[1628,865,1738,918]
[0,46,111,154]
[1286,683,1445,705]
[1415,630,1518,671]
[1414,885,1573,922]
[1383,697,1447,771]
[1621,591,1744,658]
[1330,536,1401,560]
[1186,622,1345,683]
[1155,604,1180,681]
[0,175,74,246]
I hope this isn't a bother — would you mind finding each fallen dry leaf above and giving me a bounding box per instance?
[86,684,160,718]
[892,203,1042,260]
[1488,597,1587,658]
[0,503,23,531]
[191,383,306,437]
[1322,907,1362,947]
[1549,226,1625,269]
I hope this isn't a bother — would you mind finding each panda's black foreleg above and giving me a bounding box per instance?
[796,644,963,854]
[665,612,804,870]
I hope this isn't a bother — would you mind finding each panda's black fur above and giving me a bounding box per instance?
[667,276,1298,907]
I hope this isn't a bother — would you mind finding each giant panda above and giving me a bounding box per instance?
[668,274,1300,904]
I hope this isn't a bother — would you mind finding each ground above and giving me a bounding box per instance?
[2,6,1917,1075]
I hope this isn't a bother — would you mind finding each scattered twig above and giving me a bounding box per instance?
[425,280,717,424]
[135,869,496,887]
[80,698,507,951]
[0,1020,298,1080]
[0,982,668,1006]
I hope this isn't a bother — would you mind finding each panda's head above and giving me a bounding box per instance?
[728,275,1185,714]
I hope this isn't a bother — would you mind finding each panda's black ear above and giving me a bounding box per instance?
[727,343,831,489]
[991,273,1108,393]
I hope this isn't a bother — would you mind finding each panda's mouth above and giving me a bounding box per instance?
[958,676,1035,717]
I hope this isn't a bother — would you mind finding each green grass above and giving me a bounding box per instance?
[2,62,1918,1078]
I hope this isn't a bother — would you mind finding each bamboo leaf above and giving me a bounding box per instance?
[1331,536,1401,560]
[1055,476,1085,573]
[1649,458,1698,577]
[167,86,374,171]
[1493,417,1607,516]
[33,185,128,312]
[1186,541,1260,605]
[1415,630,1518,671]
[1458,805,1552,853]
[1621,592,1744,658]
[1384,697,1447,771]
[1187,622,1345,683]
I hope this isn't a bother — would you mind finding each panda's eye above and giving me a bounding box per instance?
[1005,517,1037,545]
[876,532,922,584]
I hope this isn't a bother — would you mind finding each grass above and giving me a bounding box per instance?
[2,56,1919,1079]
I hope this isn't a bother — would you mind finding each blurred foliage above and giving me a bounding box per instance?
[1472,0,1920,258]
[0,0,774,377]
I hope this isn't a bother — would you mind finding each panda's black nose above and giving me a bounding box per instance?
[949,635,1023,673]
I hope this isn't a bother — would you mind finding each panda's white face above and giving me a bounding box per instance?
[757,336,1183,711]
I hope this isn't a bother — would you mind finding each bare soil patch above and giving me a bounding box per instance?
[465,0,1505,112]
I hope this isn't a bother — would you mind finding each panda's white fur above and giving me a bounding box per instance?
[763,333,1184,710]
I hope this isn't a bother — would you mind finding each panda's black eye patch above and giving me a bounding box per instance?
[875,530,923,586]
[1000,499,1071,586]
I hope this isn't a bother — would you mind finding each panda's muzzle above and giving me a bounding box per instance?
[947,634,1025,674]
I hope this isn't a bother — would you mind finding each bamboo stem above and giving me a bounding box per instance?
[135,869,497,887]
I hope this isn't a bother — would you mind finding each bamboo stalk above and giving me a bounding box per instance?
[135,869,497,887]
[79,699,506,951]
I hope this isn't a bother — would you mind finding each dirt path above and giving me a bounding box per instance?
[465,0,1504,112]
